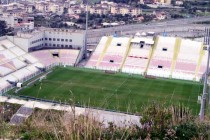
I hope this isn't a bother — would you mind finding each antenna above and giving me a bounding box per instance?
[199,28,210,121]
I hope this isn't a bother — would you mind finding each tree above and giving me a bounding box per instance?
[63,7,68,15]
[0,21,8,36]
[139,102,206,139]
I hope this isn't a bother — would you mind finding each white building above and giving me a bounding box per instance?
[7,28,85,52]
[14,22,34,31]
[0,15,34,29]
[175,0,183,6]
[35,1,64,14]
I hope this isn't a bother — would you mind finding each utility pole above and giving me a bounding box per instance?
[199,28,210,121]
[206,29,210,105]
[83,0,88,59]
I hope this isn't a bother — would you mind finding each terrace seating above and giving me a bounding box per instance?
[86,37,111,69]
[0,50,16,62]
[94,36,108,52]
[0,78,11,94]
[179,40,201,53]
[172,39,202,81]
[85,36,206,81]
[12,68,33,82]
[26,63,44,73]
[0,74,17,94]
[147,59,171,77]
[6,59,27,70]
[0,39,15,48]
[9,47,26,56]
[147,36,176,78]
[85,54,100,68]
[156,36,176,52]
[0,38,46,94]
[30,50,57,67]
[0,37,80,95]
[172,71,195,81]
[0,65,14,76]
[31,49,80,67]
[96,37,130,71]
[3,75,18,85]
[98,54,123,71]
[59,49,79,65]
[19,54,39,64]
[0,45,5,51]
[122,42,151,74]
[129,48,149,58]
[122,57,148,74]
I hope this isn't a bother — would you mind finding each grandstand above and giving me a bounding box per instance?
[86,36,131,71]
[85,36,109,69]
[0,36,45,94]
[86,35,207,82]
[30,49,80,68]
[0,36,80,95]
[122,36,154,75]
[172,39,203,81]
[147,36,176,78]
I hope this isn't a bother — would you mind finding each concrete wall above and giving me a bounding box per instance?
[8,29,85,52]
[7,36,30,52]
[44,30,84,49]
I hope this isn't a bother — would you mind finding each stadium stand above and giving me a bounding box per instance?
[86,35,207,81]
[97,37,131,71]
[0,37,44,94]
[172,39,203,81]
[0,34,80,94]
[122,37,154,75]
[85,36,109,69]
[30,50,59,68]
[59,49,79,66]
[30,49,80,68]
[147,36,176,78]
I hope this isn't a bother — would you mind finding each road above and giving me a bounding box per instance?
[87,16,210,44]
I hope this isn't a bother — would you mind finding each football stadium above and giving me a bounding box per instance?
[0,28,207,115]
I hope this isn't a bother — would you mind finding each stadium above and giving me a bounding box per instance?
[0,28,207,115]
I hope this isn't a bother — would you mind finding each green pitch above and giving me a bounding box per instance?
[16,67,202,114]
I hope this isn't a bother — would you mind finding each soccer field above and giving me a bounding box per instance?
[16,67,203,114]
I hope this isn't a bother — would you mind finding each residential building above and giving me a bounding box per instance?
[110,4,141,16]
[68,6,83,15]
[154,0,171,5]
[90,6,108,15]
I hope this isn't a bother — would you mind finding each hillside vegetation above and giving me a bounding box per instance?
[0,103,208,139]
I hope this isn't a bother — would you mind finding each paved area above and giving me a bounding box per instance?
[0,96,141,127]
[87,16,210,44]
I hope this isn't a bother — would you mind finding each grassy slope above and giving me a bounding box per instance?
[16,67,202,114]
